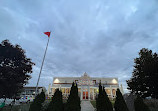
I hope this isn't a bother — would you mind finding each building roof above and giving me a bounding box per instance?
[52,72,118,85]
[23,86,45,89]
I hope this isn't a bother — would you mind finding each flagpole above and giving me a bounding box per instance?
[35,35,50,97]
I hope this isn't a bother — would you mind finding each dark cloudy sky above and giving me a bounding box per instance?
[1,0,158,93]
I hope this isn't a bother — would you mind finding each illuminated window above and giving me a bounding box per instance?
[78,88,81,93]
[66,88,70,94]
[112,89,116,96]
[52,88,56,94]
[106,89,111,95]
[96,89,99,93]
[61,88,65,94]
[94,89,97,93]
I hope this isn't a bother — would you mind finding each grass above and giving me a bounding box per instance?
[90,100,115,108]
[144,99,158,111]
[111,100,115,107]
[1,103,30,111]
[90,100,96,108]
[90,99,158,111]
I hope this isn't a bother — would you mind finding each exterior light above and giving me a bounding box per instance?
[97,89,99,93]
[112,79,117,84]
[54,78,60,83]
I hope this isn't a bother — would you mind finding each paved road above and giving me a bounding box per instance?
[81,101,95,111]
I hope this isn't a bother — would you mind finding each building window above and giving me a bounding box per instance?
[61,88,65,94]
[94,89,98,93]
[90,88,93,100]
[78,88,81,93]
[93,80,96,84]
[105,89,111,95]
[78,88,81,97]
[112,89,116,96]
[66,88,70,94]
[52,88,56,94]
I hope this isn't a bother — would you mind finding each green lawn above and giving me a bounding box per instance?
[90,100,115,108]
[90,100,158,111]
[90,100,96,108]
[1,103,30,111]
[111,100,115,107]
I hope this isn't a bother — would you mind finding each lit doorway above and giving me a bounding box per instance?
[83,91,88,100]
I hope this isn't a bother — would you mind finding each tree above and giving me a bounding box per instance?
[46,89,63,111]
[103,86,113,111]
[114,89,129,111]
[29,90,45,111]
[134,96,150,111]
[96,82,113,111]
[0,40,35,98]
[96,82,104,111]
[127,48,158,98]
[65,82,81,111]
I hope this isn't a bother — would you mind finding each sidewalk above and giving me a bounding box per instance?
[81,101,95,111]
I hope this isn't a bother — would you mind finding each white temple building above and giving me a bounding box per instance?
[48,72,124,100]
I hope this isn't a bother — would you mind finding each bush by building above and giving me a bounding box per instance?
[65,82,81,111]
[29,90,45,111]
[134,96,150,111]
[114,89,129,111]
[46,89,63,111]
[96,82,113,111]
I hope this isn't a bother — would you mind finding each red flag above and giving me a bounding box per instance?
[44,32,51,37]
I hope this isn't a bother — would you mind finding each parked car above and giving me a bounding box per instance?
[18,99,27,103]
[19,95,34,103]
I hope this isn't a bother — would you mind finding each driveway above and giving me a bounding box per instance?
[81,101,95,111]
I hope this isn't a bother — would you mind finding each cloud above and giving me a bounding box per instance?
[1,0,158,92]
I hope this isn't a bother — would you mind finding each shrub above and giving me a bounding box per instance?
[29,90,45,111]
[103,86,113,111]
[134,96,150,111]
[46,89,63,111]
[114,89,129,111]
[65,82,81,111]
[96,82,113,111]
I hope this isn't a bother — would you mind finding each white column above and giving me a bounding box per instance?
[88,86,90,100]
[120,84,124,95]
[81,86,83,100]
[65,88,67,97]
[64,87,66,97]
[48,84,51,96]
[110,85,113,99]
[64,88,66,94]
[59,85,61,90]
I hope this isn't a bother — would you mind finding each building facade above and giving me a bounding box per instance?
[48,72,124,100]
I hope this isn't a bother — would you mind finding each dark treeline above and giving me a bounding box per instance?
[29,82,81,111]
